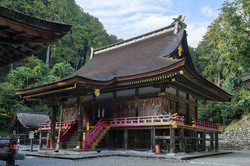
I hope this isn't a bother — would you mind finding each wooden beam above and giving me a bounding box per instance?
[151,127,155,152]
[92,94,96,122]
[78,96,84,148]
[155,136,170,139]
[176,89,179,114]
[179,128,185,152]
[112,91,116,118]
[215,133,219,151]
[193,131,198,151]
[135,88,139,117]
[0,54,12,64]
[186,93,189,125]
[50,98,57,149]
[0,26,10,31]
[170,127,175,153]
[195,99,198,119]
[202,131,206,151]
[39,130,42,150]
[124,128,128,150]
[210,132,214,151]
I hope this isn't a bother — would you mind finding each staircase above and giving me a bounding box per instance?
[64,130,78,149]
[90,126,110,149]
[60,121,78,143]
[85,119,110,149]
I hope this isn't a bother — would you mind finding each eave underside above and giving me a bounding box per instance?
[17,66,232,102]
[0,5,71,66]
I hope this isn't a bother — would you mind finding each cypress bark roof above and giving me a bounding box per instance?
[11,110,50,129]
[0,5,72,66]
[65,28,185,81]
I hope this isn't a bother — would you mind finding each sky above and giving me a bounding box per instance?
[75,0,226,48]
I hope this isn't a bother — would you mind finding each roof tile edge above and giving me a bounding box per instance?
[94,15,186,55]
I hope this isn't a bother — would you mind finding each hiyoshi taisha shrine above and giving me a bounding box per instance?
[16,16,233,153]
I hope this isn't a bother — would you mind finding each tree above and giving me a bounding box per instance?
[195,0,250,125]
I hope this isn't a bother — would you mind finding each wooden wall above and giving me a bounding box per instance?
[62,86,199,125]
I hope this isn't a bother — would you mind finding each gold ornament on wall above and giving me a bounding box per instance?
[94,89,100,97]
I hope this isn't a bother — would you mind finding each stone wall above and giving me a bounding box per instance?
[219,128,250,150]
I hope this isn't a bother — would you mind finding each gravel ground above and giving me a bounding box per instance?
[0,151,249,166]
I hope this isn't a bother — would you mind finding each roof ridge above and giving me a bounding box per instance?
[93,15,186,55]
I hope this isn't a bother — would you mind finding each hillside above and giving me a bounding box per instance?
[0,0,122,133]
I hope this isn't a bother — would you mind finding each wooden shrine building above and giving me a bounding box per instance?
[10,110,50,144]
[16,16,233,153]
[0,5,71,66]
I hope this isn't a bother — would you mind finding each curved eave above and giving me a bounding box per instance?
[0,5,72,66]
[0,5,72,37]
[16,59,186,99]
[171,63,233,102]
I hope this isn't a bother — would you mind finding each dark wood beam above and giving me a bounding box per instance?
[135,88,139,117]
[50,98,57,149]
[202,131,206,151]
[151,127,155,152]
[0,54,13,64]
[124,128,128,150]
[170,127,175,153]
[210,132,214,151]
[186,93,189,125]
[0,26,10,31]
[179,128,185,152]
[112,91,116,118]
[215,133,219,151]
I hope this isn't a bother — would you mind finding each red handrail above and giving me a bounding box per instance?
[60,121,78,143]
[86,119,107,146]
[192,119,219,130]
[39,121,75,130]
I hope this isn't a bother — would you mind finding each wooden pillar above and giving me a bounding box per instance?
[92,94,96,122]
[39,130,42,150]
[215,132,219,151]
[50,98,57,148]
[170,127,175,153]
[193,130,198,151]
[179,128,185,152]
[151,127,155,152]
[112,92,116,118]
[186,93,189,125]
[176,89,179,114]
[78,96,84,148]
[55,100,63,152]
[210,132,214,151]
[124,128,128,150]
[195,99,198,119]
[202,131,206,151]
[135,88,139,117]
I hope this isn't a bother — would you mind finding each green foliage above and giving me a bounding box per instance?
[8,57,74,89]
[0,58,73,131]
[0,0,122,69]
[194,0,250,125]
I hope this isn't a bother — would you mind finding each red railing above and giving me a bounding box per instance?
[106,114,184,126]
[39,121,75,130]
[83,114,184,149]
[60,121,78,143]
[86,119,107,147]
[192,119,219,130]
